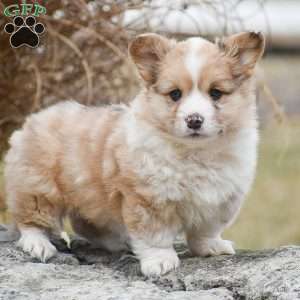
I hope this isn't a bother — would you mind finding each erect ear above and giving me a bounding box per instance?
[129,33,175,85]
[218,32,265,78]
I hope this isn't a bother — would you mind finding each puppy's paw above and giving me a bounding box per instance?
[189,238,235,257]
[18,227,57,262]
[140,248,180,277]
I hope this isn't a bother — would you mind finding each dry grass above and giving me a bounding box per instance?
[0,161,8,223]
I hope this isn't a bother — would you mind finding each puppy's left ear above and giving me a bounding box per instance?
[129,33,175,85]
[219,32,265,78]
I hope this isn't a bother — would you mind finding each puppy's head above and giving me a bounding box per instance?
[129,32,265,141]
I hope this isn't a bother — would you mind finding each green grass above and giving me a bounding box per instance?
[1,120,300,249]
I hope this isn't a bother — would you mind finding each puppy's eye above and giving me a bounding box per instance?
[169,89,182,102]
[209,88,223,101]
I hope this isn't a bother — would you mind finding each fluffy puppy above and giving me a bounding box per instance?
[4,32,264,276]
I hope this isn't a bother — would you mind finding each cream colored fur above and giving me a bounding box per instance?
[4,32,265,276]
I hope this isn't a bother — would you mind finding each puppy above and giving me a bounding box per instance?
[4,32,264,276]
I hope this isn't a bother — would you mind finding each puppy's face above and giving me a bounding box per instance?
[129,32,265,141]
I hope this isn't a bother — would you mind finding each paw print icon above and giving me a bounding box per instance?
[4,16,45,48]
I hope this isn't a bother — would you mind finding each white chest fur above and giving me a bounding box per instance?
[125,115,258,227]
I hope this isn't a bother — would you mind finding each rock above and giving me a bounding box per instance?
[1,241,300,300]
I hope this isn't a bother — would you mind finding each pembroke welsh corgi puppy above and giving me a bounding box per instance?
[4,32,265,276]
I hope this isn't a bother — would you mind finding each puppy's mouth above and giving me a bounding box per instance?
[188,128,224,138]
[190,132,201,137]
[188,131,208,138]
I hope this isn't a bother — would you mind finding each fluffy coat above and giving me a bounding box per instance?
[4,32,265,276]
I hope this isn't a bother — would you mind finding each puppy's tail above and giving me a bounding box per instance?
[0,223,20,242]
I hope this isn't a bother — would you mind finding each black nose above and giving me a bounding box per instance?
[185,113,204,130]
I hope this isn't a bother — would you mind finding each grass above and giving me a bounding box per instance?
[225,119,300,249]
[1,120,299,250]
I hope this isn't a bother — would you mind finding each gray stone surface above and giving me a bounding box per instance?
[1,241,300,300]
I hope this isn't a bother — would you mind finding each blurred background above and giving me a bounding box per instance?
[0,0,299,250]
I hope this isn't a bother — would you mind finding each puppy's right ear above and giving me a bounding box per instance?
[129,33,174,85]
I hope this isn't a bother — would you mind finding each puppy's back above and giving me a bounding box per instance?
[4,101,126,213]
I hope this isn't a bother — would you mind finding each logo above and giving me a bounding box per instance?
[3,1,46,48]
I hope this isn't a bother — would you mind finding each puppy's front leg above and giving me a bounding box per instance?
[186,219,235,257]
[186,194,242,257]
[122,200,180,277]
[131,238,180,277]
[187,231,235,257]
[186,214,235,257]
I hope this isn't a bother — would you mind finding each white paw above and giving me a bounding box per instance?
[189,238,235,257]
[18,227,57,262]
[140,248,180,277]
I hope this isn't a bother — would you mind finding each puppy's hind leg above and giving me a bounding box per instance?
[11,193,63,262]
[18,226,57,262]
